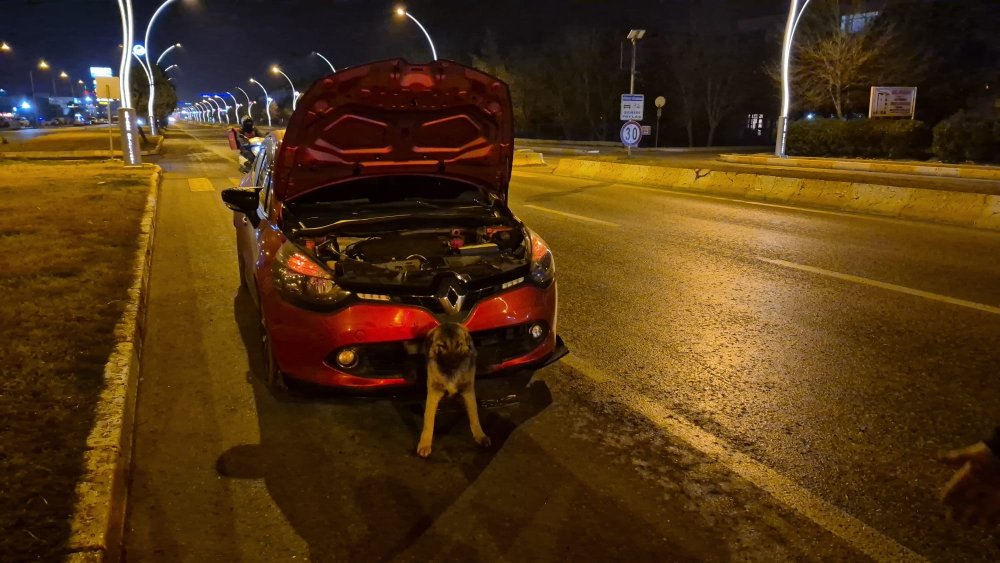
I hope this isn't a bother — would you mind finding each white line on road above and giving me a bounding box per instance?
[521,204,620,227]
[758,257,1000,315]
[560,354,926,563]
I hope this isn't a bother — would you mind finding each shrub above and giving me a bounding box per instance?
[787,118,928,159]
[932,111,1000,163]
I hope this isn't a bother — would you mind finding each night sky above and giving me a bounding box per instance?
[0,0,785,105]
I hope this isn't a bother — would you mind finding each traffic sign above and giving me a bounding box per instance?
[641,125,651,136]
[620,120,642,147]
[620,94,644,121]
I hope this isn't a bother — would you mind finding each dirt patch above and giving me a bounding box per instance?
[0,161,156,561]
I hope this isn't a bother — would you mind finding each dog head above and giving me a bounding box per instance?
[425,323,475,373]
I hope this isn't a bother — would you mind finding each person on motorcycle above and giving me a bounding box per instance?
[239,117,262,140]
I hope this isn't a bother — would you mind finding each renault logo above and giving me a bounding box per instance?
[438,284,466,315]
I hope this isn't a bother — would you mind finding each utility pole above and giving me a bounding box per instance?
[625,29,645,158]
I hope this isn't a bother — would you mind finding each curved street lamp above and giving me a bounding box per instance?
[270,65,298,111]
[1,41,11,52]
[163,64,178,73]
[156,42,181,65]
[394,7,437,60]
[212,95,231,125]
[775,0,812,157]
[225,91,241,123]
[235,86,253,120]
[142,0,183,135]
[249,78,272,127]
[204,97,221,123]
[313,51,336,73]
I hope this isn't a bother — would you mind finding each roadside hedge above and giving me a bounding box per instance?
[787,118,929,159]
[931,111,1000,163]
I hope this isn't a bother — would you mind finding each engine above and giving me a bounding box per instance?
[298,223,529,292]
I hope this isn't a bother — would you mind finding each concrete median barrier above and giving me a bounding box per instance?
[512,150,546,167]
[552,158,1000,231]
[720,153,1000,181]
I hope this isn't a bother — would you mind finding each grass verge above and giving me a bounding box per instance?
[0,130,160,152]
[0,161,156,561]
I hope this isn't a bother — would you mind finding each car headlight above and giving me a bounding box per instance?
[273,241,351,310]
[528,230,555,286]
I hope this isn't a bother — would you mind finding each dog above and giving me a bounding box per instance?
[417,323,491,458]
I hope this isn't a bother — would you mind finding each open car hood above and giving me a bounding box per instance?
[273,59,514,203]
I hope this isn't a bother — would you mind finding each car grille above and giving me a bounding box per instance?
[390,283,503,315]
[325,322,549,379]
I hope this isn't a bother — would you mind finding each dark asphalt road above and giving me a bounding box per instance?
[124,125,1000,562]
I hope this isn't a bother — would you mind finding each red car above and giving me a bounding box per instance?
[221,59,565,393]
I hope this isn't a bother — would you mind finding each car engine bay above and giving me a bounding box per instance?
[296,220,530,292]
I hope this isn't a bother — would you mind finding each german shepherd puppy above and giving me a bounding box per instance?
[417,323,491,458]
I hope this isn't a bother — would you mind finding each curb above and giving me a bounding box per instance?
[720,153,1000,181]
[512,149,546,167]
[553,159,1000,232]
[64,165,162,563]
[0,136,164,160]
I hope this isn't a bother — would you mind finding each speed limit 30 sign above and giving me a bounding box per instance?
[620,120,642,148]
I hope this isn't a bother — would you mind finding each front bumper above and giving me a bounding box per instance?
[262,283,560,390]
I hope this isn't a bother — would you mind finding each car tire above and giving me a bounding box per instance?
[259,307,289,395]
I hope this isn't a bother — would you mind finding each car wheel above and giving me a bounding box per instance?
[259,309,289,395]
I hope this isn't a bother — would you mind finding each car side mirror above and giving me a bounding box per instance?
[221,187,262,226]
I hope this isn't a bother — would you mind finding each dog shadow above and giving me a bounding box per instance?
[217,287,554,562]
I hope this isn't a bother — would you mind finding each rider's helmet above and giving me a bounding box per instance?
[241,117,254,132]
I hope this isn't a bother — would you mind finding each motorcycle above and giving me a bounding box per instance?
[228,128,264,174]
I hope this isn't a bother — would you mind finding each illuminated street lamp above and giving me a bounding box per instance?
[225,91,241,123]
[204,96,223,124]
[212,95,230,125]
[394,6,437,60]
[156,43,181,65]
[29,60,51,115]
[775,0,812,157]
[313,51,336,73]
[270,65,298,111]
[235,86,253,120]
[142,0,185,135]
[0,41,11,53]
[163,64,178,73]
[249,78,272,127]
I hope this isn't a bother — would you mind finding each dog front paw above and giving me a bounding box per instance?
[475,434,492,448]
[416,442,433,458]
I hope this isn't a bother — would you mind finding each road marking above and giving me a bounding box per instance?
[521,204,620,227]
[759,257,1000,315]
[561,354,925,563]
[188,177,215,192]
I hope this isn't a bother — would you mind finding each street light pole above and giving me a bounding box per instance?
[143,0,181,136]
[225,92,241,123]
[395,7,438,60]
[156,43,181,65]
[271,66,297,111]
[775,0,811,157]
[213,96,230,125]
[235,86,253,120]
[249,78,272,127]
[314,51,336,73]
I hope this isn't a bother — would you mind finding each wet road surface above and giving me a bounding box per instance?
[123,125,1000,561]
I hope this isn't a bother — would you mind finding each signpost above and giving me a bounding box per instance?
[96,77,121,158]
[620,120,642,148]
[654,95,666,147]
[868,86,917,119]
[620,94,644,121]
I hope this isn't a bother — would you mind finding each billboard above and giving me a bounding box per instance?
[869,87,917,118]
[90,67,114,79]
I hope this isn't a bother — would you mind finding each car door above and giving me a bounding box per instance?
[235,139,272,301]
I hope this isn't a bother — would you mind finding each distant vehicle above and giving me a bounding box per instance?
[220,59,564,392]
[17,117,30,128]
[44,117,69,126]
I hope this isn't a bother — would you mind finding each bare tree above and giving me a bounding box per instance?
[789,0,909,118]
[666,38,702,147]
